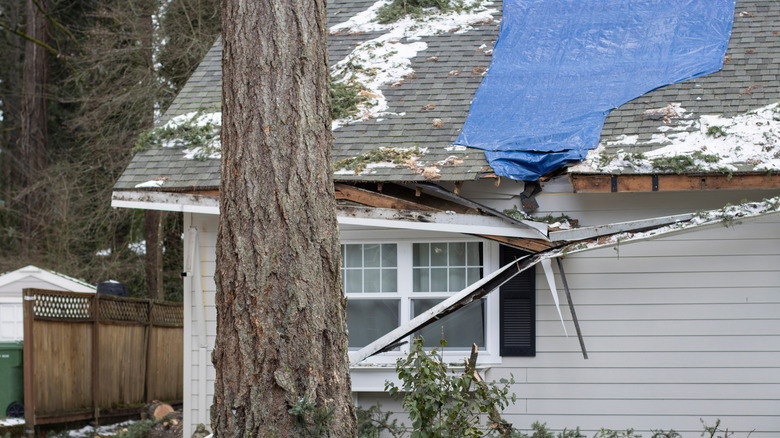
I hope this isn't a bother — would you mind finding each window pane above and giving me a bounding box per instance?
[412,299,485,348]
[430,243,448,266]
[364,244,381,267]
[449,268,466,291]
[345,270,362,293]
[364,268,381,292]
[382,268,397,292]
[430,268,448,292]
[382,244,397,268]
[413,268,428,292]
[347,299,400,348]
[345,244,363,268]
[413,243,428,267]
[467,267,482,286]
[449,242,466,266]
[467,242,482,265]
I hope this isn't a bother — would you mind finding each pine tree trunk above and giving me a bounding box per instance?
[19,0,49,252]
[144,210,164,300]
[213,0,356,436]
[139,0,163,301]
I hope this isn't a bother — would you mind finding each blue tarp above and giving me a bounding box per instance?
[456,0,737,181]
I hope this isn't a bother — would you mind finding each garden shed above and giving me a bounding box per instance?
[0,266,95,341]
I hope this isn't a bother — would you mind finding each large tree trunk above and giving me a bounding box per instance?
[212,0,356,436]
[19,0,49,252]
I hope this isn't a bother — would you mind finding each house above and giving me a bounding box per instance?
[112,0,780,436]
[0,266,96,341]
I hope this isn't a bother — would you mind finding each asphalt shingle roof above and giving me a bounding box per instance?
[114,0,780,191]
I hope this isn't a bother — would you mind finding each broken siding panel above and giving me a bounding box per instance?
[484,219,780,436]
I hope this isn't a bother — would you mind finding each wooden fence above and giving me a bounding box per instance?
[22,289,183,435]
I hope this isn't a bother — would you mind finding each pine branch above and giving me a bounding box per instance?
[31,0,84,54]
[0,19,59,55]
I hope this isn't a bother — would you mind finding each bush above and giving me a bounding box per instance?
[386,337,517,437]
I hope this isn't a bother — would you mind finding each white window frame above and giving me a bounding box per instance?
[340,231,501,366]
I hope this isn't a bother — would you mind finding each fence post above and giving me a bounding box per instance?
[22,289,36,438]
[92,293,100,426]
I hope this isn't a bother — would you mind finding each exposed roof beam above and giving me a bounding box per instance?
[570,173,780,193]
[337,206,548,239]
[335,183,438,212]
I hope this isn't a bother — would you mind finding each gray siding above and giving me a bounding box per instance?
[182,190,780,437]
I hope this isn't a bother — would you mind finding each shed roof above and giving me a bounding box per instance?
[114,0,780,192]
[0,265,96,296]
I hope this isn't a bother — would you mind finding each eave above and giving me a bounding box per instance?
[112,187,552,251]
[569,172,780,193]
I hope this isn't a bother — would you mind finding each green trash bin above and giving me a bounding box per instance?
[0,341,24,418]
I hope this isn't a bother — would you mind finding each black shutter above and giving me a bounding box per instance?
[499,245,536,356]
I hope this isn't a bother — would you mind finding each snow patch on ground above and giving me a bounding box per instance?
[65,420,136,437]
[575,102,780,174]
[329,0,498,128]
[0,418,23,427]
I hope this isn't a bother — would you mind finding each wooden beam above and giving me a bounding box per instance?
[181,189,219,197]
[478,234,555,252]
[23,290,35,438]
[378,184,479,214]
[570,173,780,193]
[334,183,438,211]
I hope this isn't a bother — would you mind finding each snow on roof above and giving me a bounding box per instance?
[329,0,498,128]
[573,102,780,174]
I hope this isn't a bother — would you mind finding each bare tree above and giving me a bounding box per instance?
[212,0,356,435]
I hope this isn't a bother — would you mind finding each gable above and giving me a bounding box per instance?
[114,0,779,194]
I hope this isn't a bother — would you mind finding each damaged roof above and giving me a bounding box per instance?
[114,0,780,192]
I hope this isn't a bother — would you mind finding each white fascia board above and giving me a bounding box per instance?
[548,213,697,242]
[337,206,548,239]
[113,191,549,239]
[111,191,220,214]
[552,208,780,258]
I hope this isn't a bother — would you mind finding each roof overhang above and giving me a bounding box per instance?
[112,190,550,241]
[569,172,780,193]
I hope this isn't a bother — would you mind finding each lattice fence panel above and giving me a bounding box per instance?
[99,298,149,324]
[151,303,184,327]
[33,292,93,320]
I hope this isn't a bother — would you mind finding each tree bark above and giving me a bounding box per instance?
[144,210,164,300]
[213,0,356,436]
[139,0,164,302]
[19,0,49,252]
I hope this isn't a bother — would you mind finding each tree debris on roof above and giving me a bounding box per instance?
[575,102,780,175]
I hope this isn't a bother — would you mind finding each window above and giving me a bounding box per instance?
[411,242,484,348]
[342,240,492,354]
[341,239,536,361]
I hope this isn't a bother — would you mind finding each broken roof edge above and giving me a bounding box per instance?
[569,172,780,193]
[349,196,780,364]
